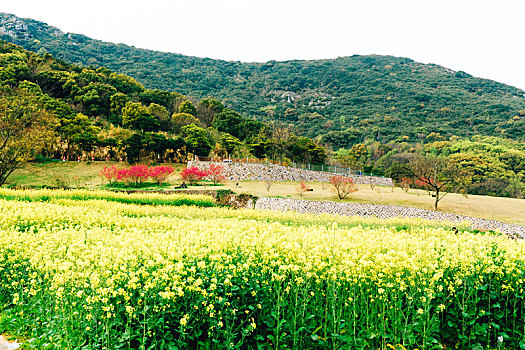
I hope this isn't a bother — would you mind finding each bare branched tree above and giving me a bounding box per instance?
[406,155,470,210]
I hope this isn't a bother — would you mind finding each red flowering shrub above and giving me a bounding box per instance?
[149,166,175,185]
[329,175,358,199]
[99,166,119,184]
[206,164,226,185]
[180,166,208,184]
[117,165,150,187]
[297,181,309,196]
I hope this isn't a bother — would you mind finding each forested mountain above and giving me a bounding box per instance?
[1,12,524,148]
[0,13,524,198]
[0,37,327,181]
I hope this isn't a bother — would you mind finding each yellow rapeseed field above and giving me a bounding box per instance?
[0,189,523,349]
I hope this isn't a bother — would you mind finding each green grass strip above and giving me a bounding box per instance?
[0,188,216,207]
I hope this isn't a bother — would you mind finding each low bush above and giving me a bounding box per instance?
[180,166,208,184]
[99,165,176,188]
[149,165,175,185]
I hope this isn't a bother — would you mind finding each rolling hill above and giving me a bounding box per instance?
[1,12,525,147]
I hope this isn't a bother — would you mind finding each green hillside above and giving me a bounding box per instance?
[1,13,524,147]
[0,37,327,181]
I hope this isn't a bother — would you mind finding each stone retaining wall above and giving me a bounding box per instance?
[253,197,525,238]
[188,161,393,186]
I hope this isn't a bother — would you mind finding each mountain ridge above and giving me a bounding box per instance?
[1,12,524,145]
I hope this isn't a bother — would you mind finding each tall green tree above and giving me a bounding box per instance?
[197,98,225,127]
[172,112,199,133]
[58,113,100,159]
[181,123,211,156]
[178,100,197,116]
[123,133,143,164]
[148,103,171,131]
[0,90,57,185]
[212,108,243,138]
[110,93,130,115]
[219,134,241,158]
[122,101,159,132]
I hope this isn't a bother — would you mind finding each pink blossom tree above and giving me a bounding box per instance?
[180,166,208,185]
[206,164,226,185]
[117,165,150,187]
[329,175,359,199]
[99,166,119,184]
[149,166,175,185]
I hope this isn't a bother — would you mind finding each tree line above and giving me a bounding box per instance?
[0,40,326,186]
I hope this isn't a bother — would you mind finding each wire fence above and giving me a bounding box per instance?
[194,156,384,177]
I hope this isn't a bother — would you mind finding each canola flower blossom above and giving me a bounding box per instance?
[0,189,523,349]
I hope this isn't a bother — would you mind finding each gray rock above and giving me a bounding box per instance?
[254,197,525,239]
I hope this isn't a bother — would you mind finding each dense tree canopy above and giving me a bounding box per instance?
[181,123,212,156]
[0,89,57,185]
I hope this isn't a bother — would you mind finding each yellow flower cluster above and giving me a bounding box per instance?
[0,189,523,349]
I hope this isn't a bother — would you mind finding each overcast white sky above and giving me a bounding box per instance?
[3,0,525,90]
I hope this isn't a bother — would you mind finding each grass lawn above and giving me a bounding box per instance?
[7,161,186,189]
[6,161,525,225]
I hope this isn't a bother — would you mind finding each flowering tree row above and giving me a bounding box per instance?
[180,164,226,185]
[100,165,175,187]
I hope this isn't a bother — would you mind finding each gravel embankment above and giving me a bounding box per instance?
[188,161,393,186]
[254,197,525,238]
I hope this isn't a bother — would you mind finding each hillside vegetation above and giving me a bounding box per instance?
[0,13,524,199]
[1,13,524,145]
[0,38,326,179]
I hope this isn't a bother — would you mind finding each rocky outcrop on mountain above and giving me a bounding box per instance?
[0,14,33,40]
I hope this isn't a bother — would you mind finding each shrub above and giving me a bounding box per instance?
[216,189,234,204]
[206,164,226,185]
[329,175,358,199]
[149,165,175,185]
[117,165,150,187]
[297,181,308,196]
[99,166,119,184]
[180,166,208,184]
